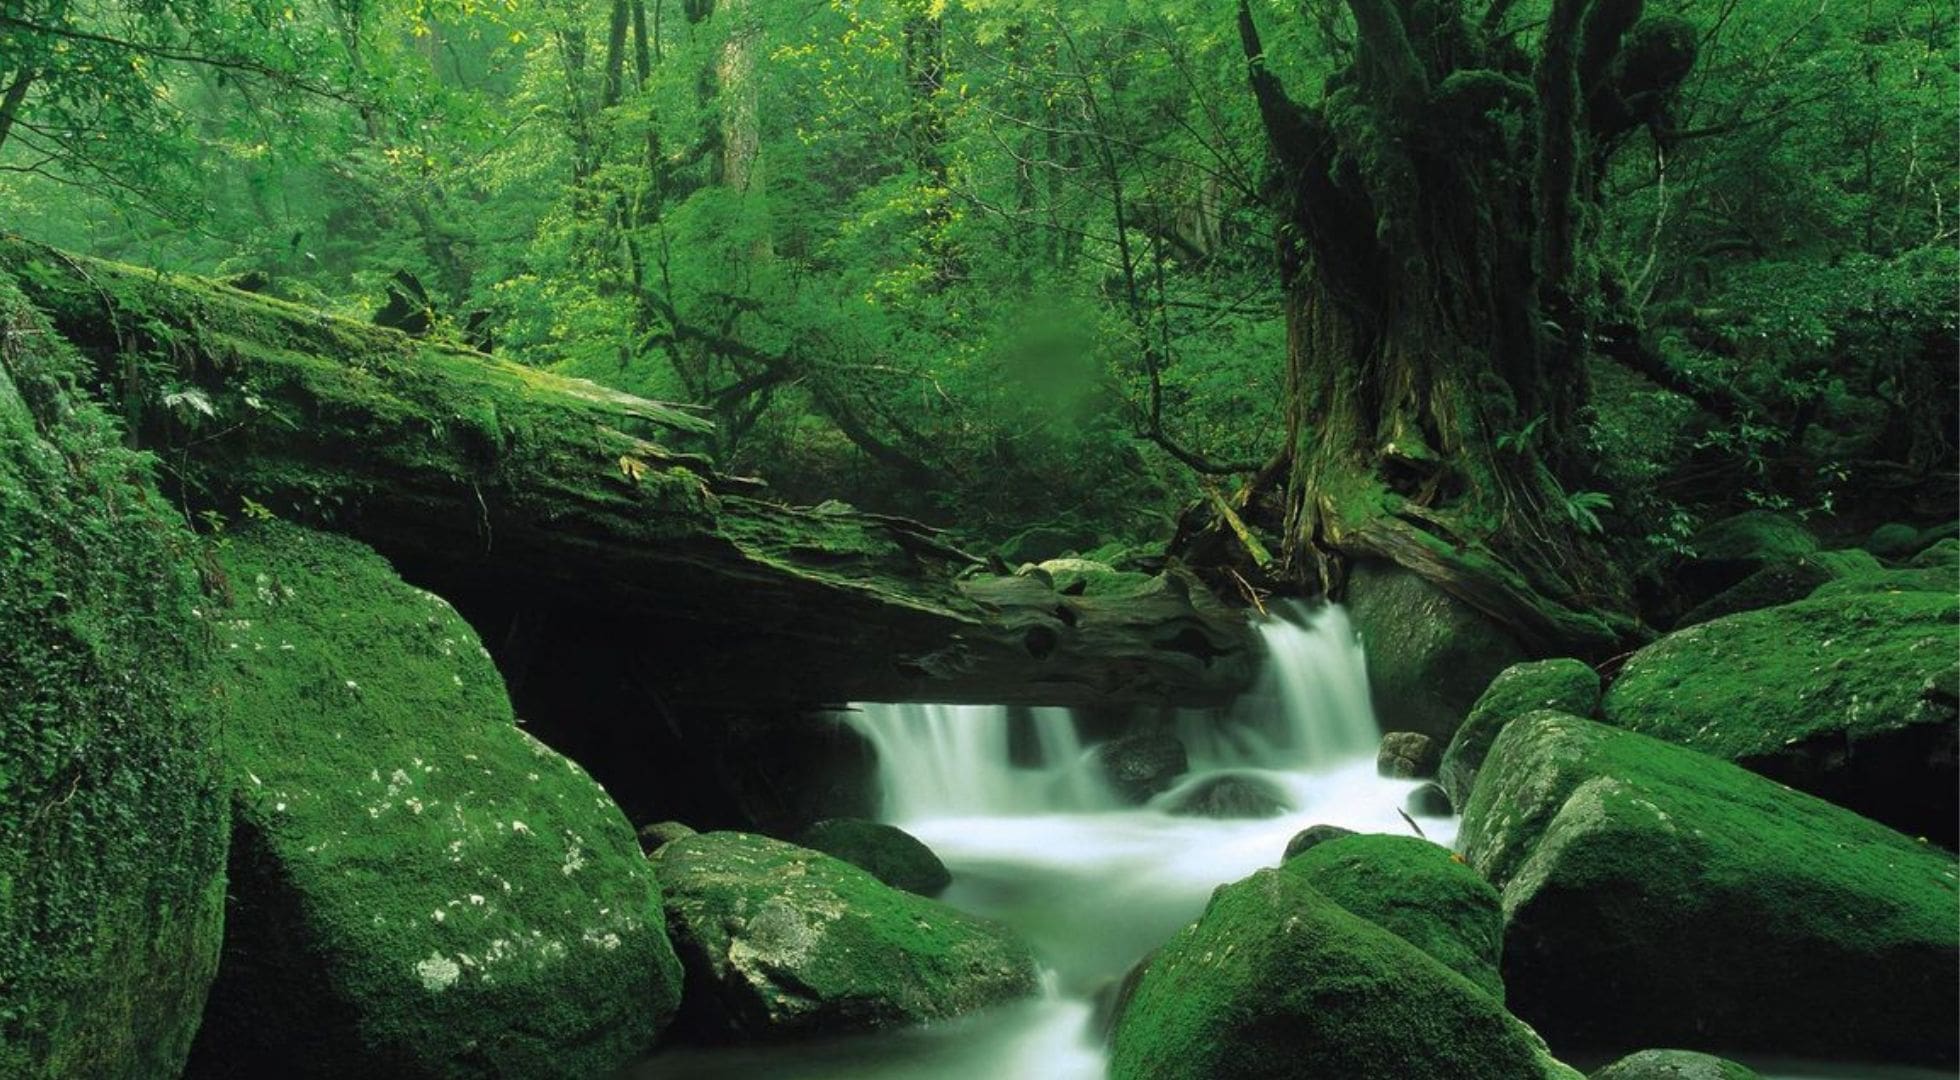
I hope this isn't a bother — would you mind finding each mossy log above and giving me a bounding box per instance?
[0,237,1255,709]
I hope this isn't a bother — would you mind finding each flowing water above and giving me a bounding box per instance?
[639,604,1936,1080]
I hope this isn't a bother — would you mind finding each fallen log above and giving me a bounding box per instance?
[0,236,1256,711]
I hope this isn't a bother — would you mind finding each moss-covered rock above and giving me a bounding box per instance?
[792,819,951,897]
[1674,549,1878,627]
[1281,823,1357,861]
[1590,1050,1762,1080]
[1808,564,1956,598]
[1600,592,1958,844]
[184,523,681,1079]
[1282,834,1505,999]
[1346,561,1528,743]
[0,278,228,1079]
[1440,659,1599,808]
[1910,536,1958,569]
[653,832,1038,1040]
[1106,865,1579,1080]
[1866,522,1925,560]
[1686,510,1817,576]
[638,820,697,854]
[1459,712,1959,1066]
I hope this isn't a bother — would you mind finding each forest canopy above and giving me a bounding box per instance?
[3,0,1953,564]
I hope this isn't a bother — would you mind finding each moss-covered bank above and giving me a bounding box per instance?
[0,276,228,1078]
[184,522,681,1079]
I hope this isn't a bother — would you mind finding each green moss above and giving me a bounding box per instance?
[0,276,228,1079]
[1459,712,1958,1064]
[654,832,1037,1040]
[1601,591,1956,759]
[1107,866,1579,1080]
[185,522,681,1079]
[1440,658,1599,807]
[1280,834,1505,999]
[1345,560,1527,742]
[1688,510,1817,565]
[793,819,951,896]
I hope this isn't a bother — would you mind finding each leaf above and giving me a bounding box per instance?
[163,388,217,420]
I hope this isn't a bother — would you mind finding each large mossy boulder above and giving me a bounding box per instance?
[1679,510,1817,598]
[1600,591,1959,845]
[1440,659,1600,809]
[792,819,951,897]
[1459,712,1959,1066]
[1106,865,1579,1080]
[1673,549,1878,627]
[0,282,229,1078]
[652,832,1038,1040]
[1346,561,1527,743]
[185,523,682,1079]
[1282,834,1505,1000]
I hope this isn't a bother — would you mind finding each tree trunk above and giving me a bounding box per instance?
[1235,0,1695,651]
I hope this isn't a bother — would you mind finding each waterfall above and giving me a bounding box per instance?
[1177,601,1379,770]
[842,704,1109,821]
[843,601,1380,824]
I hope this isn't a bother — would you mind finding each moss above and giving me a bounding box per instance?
[1345,560,1528,742]
[1280,834,1505,999]
[1107,866,1579,1080]
[184,522,681,1079]
[1591,1049,1763,1080]
[1599,591,1956,839]
[653,832,1037,1040]
[0,276,228,1078]
[1866,522,1924,560]
[1459,712,1959,1065]
[1440,658,1599,807]
[792,819,951,896]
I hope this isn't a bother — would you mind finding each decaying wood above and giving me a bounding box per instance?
[0,237,1257,710]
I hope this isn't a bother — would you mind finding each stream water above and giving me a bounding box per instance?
[637,604,1940,1080]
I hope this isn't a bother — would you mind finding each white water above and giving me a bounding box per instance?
[640,603,1924,1080]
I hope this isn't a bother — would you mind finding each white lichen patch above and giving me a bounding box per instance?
[415,952,462,992]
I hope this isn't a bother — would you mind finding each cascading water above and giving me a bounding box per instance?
[643,603,1942,1080]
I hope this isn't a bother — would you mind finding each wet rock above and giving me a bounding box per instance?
[1460,712,1959,1066]
[1107,863,1579,1080]
[1160,774,1290,819]
[1590,1049,1763,1080]
[185,524,682,1080]
[1093,732,1190,804]
[1601,591,1959,845]
[793,819,951,897]
[1440,658,1599,808]
[1377,731,1441,779]
[1405,782,1453,817]
[1281,824,1357,862]
[1346,561,1527,743]
[653,832,1038,1040]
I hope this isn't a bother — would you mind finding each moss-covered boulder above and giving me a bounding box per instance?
[1281,823,1356,861]
[792,819,951,897]
[1674,549,1879,627]
[1866,522,1925,560]
[1910,536,1958,569]
[1590,1050,1762,1080]
[1679,511,1817,597]
[184,523,682,1079]
[0,280,228,1078]
[1282,834,1505,1000]
[1346,561,1528,743]
[1459,712,1959,1066]
[1440,659,1599,808]
[1808,564,1957,599]
[653,832,1038,1040]
[1601,592,1958,844]
[1106,865,1579,1080]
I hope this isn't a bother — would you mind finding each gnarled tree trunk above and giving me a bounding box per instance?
[1237,0,1695,651]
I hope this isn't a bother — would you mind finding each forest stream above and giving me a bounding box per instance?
[638,607,1947,1080]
